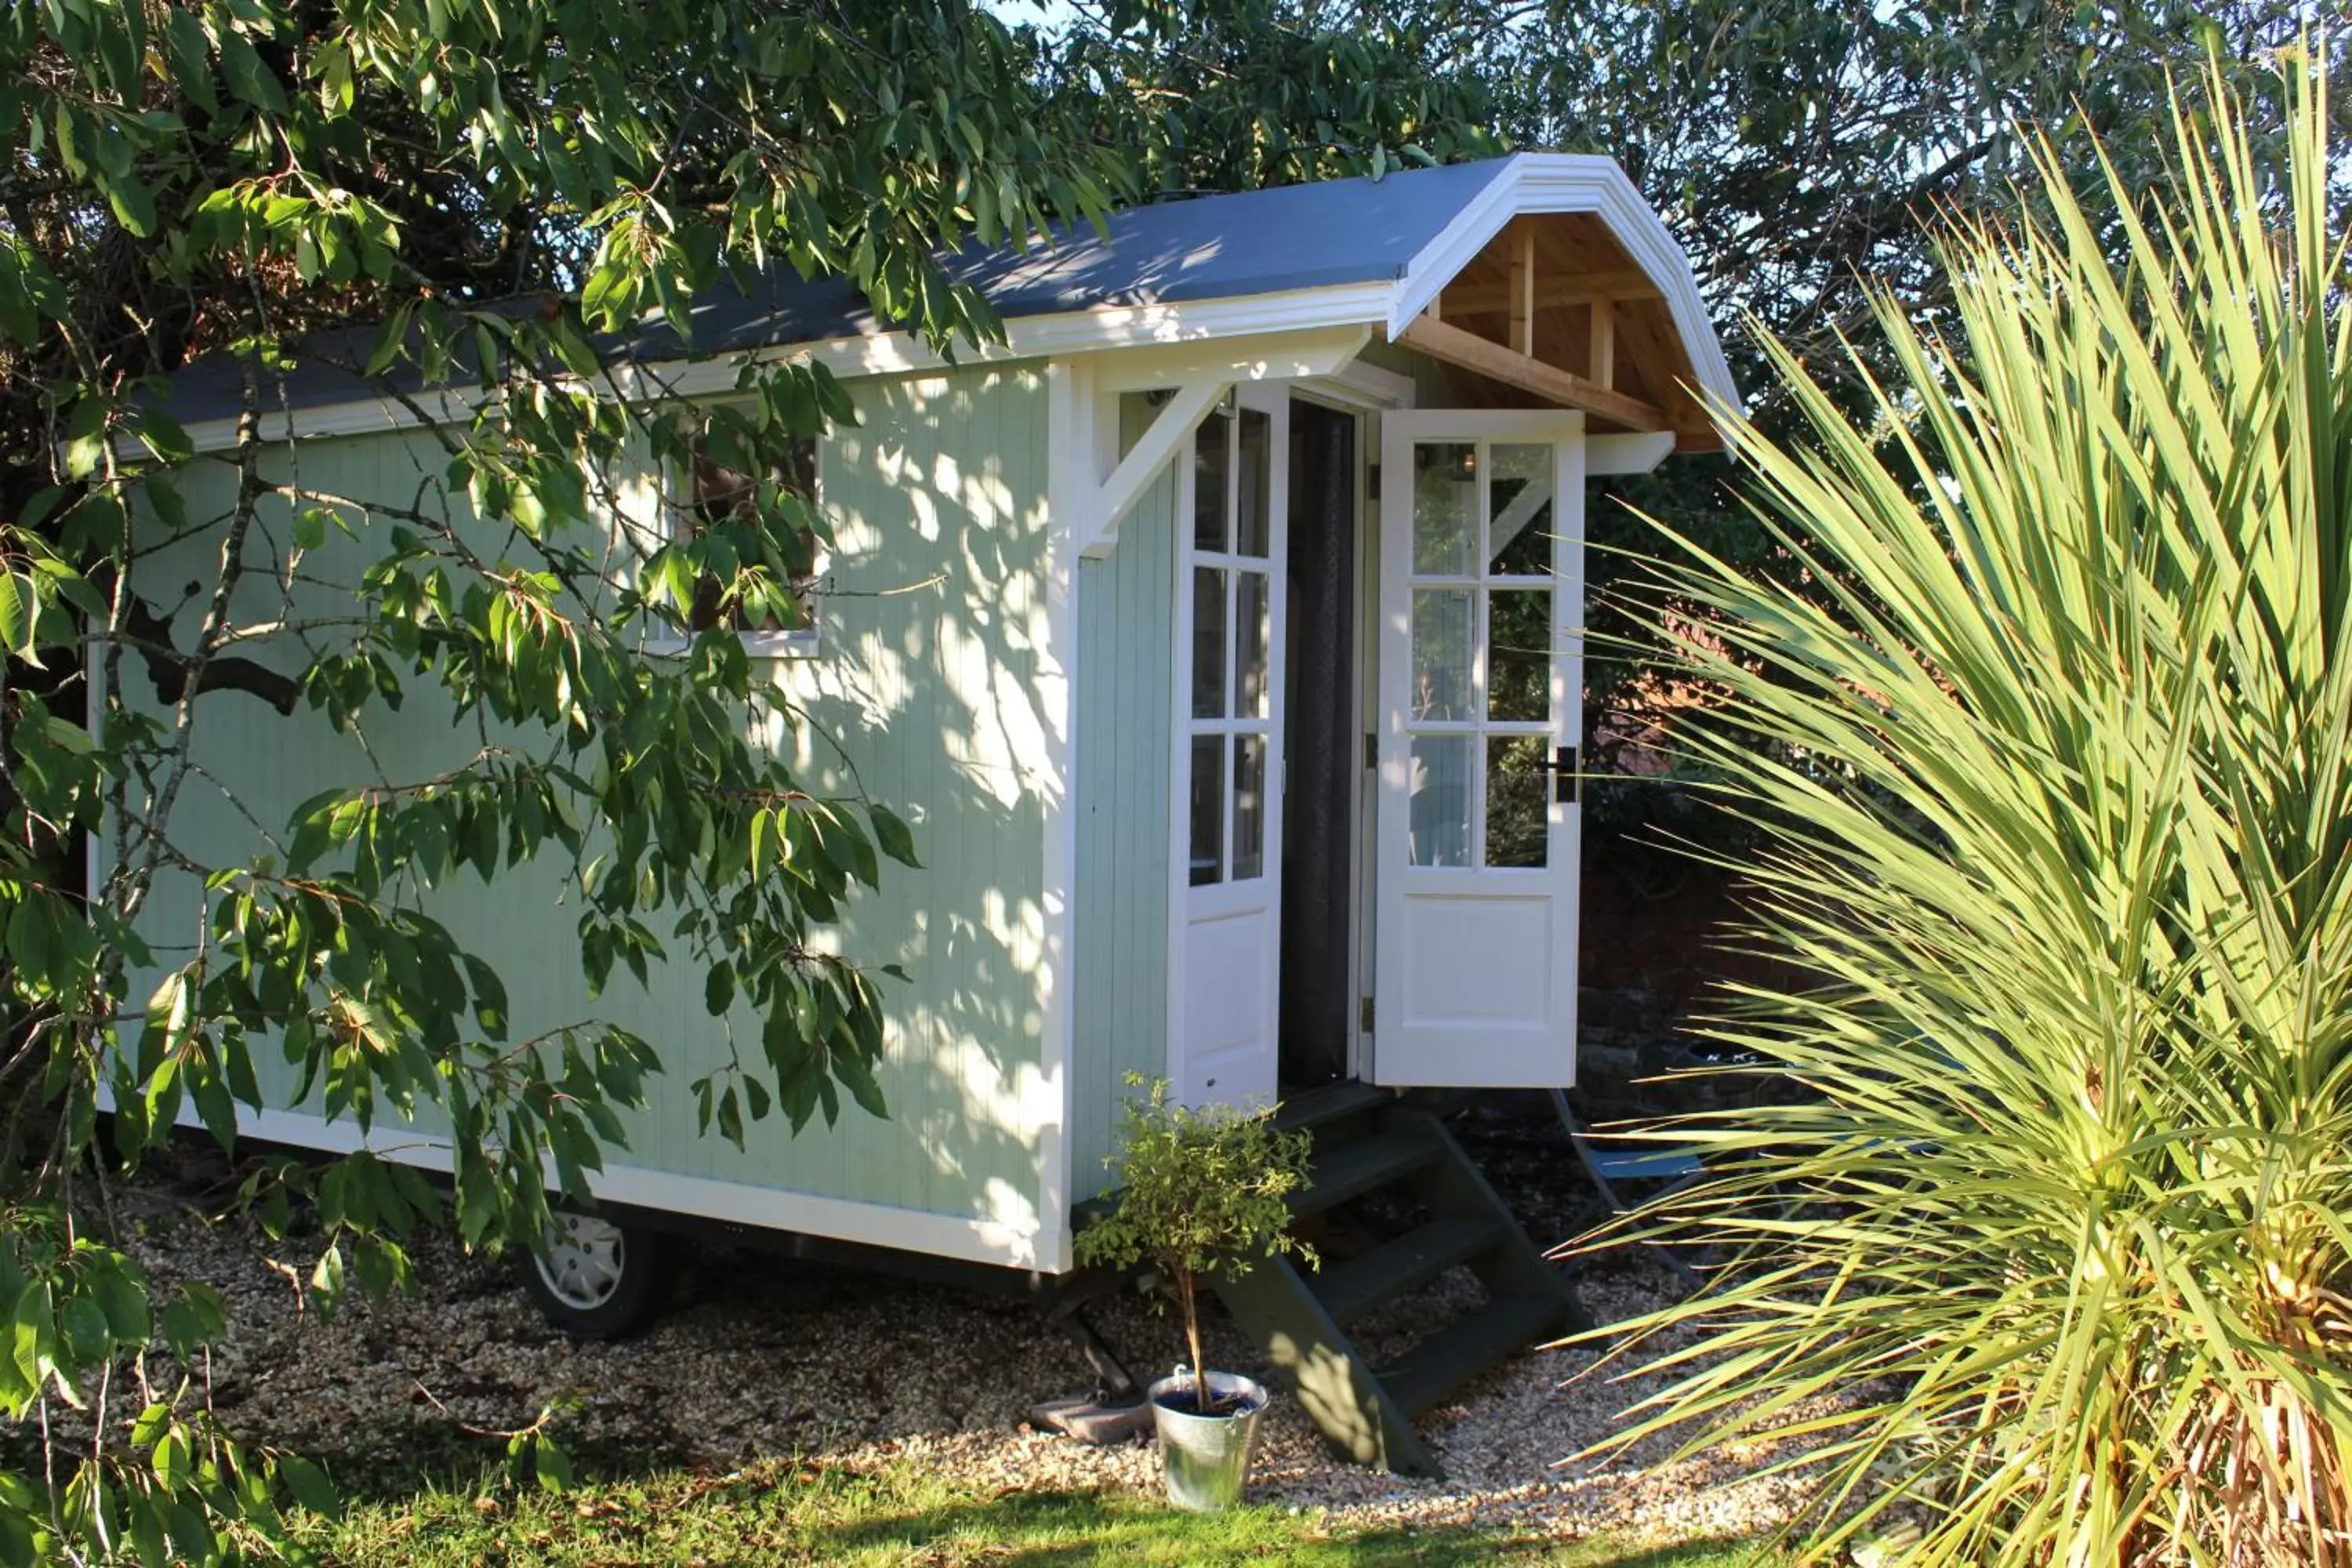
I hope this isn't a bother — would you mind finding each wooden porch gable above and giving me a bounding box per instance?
[1396,212,1721,452]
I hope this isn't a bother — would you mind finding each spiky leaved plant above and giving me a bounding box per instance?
[1583,52,2352,1568]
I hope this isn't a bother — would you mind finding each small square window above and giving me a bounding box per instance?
[670,424,822,656]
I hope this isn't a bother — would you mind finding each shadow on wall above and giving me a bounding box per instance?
[739,365,1060,1229]
[122,367,1066,1242]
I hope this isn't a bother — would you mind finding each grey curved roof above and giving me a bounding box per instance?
[160,158,1519,425]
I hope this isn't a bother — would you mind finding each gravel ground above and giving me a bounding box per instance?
[67,1111,1827,1552]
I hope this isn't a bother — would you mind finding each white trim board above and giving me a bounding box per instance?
[165,288,1396,455]
[122,1092,1051,1270]
[1035,357,1089,1275]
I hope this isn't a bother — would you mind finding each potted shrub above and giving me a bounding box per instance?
[1075,1075,1316,1512]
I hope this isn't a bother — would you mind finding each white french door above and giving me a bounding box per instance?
[1171,386,1288,1109]
[1370,412,1584,1087]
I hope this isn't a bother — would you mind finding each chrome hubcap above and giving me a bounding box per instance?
[534,1214,626,1311]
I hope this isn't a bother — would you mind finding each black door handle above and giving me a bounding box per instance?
[1519,744,1578,804]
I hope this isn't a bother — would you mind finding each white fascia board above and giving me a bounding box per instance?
[1587,431,1679,474]
[169,388,482,457]
[172,283,1396,455]
[1305,354,1415,411]
[220,1102,1053,1270]
[1385,154,1742,419]
[1090,324,1372,394]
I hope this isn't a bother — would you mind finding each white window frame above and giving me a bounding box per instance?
[644,417,827,661]
[1174,394,1281,894]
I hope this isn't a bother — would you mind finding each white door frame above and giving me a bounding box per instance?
[1167,382,1291,1109]
[1370,408,1588,1088]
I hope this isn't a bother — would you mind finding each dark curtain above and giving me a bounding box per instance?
[1279,400,1358,1086]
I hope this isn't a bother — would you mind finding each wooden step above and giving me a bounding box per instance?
[1275,1080,1396,1132]
[1315,1215,1507,1324]
[1294,1130,1440,1215]
[1377,1293,1575,1420]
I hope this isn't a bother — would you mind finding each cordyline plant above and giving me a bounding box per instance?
[0,0,1126,1559]
[1578,50,2352,1568]
[1075,1076,1316,1414]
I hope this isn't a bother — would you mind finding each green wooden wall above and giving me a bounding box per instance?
[1065,408,1178,1197]
[1356,339,1454,406]
[116,364,1058,1242]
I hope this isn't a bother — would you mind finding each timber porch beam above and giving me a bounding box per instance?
[1396,316,1667,432]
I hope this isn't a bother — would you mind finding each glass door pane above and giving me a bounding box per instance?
[1403,438,1557,870]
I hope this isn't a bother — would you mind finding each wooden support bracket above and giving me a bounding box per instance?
[1079,378,1230,559]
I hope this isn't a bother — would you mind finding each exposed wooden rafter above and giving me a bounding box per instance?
[1508,227,1536,355]
[1396,316,1665,432]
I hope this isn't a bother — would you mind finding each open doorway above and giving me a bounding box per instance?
[1278,397,1361,1088]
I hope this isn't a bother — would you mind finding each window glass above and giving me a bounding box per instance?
[1236,572,1270,720]
[1189,735,1224,886]
[1407,735,1474,867]
[1192,566,1228,719]
[1410,589,1473,723]
[1232,735,1266,880]
[1411,442,1477,576]
[1486,445,1554,577]
[1486,735,1551,867]
[1236,408,1271,558]
[687,430,818,635]
[1486,589,1552,723]
[1193,412,1231,554]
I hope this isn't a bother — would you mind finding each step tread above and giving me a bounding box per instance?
[1315,1215,1508,1323]
[1377,1293,1574,1420]
[1274,1082,1398,1131]
[1294,1130,1441,1215]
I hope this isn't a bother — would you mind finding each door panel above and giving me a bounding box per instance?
[1372,412,1584,1088]
[1172,386,1288,1109]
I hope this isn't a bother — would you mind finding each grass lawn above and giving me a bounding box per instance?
[308,1457,1770,1566]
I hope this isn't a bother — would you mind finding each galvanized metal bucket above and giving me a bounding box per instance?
[1146,1368,1270,1512]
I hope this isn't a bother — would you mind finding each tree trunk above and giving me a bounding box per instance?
[1178,1269,1218,1414]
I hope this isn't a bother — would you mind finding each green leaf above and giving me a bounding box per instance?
[277,1456,340,1520]
[0,574,31,660]
[869,804,920,869]
[307,1244,346,1319]
[57,1296,111,1363]
[95,1269,147,1342]
[10,1287,53,1400]
[217,27,289,115]
[104,175,158,238]
[164,9,216,116]
[533,1438,574,1493]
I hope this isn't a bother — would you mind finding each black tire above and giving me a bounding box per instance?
[517,1210,677,1338]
